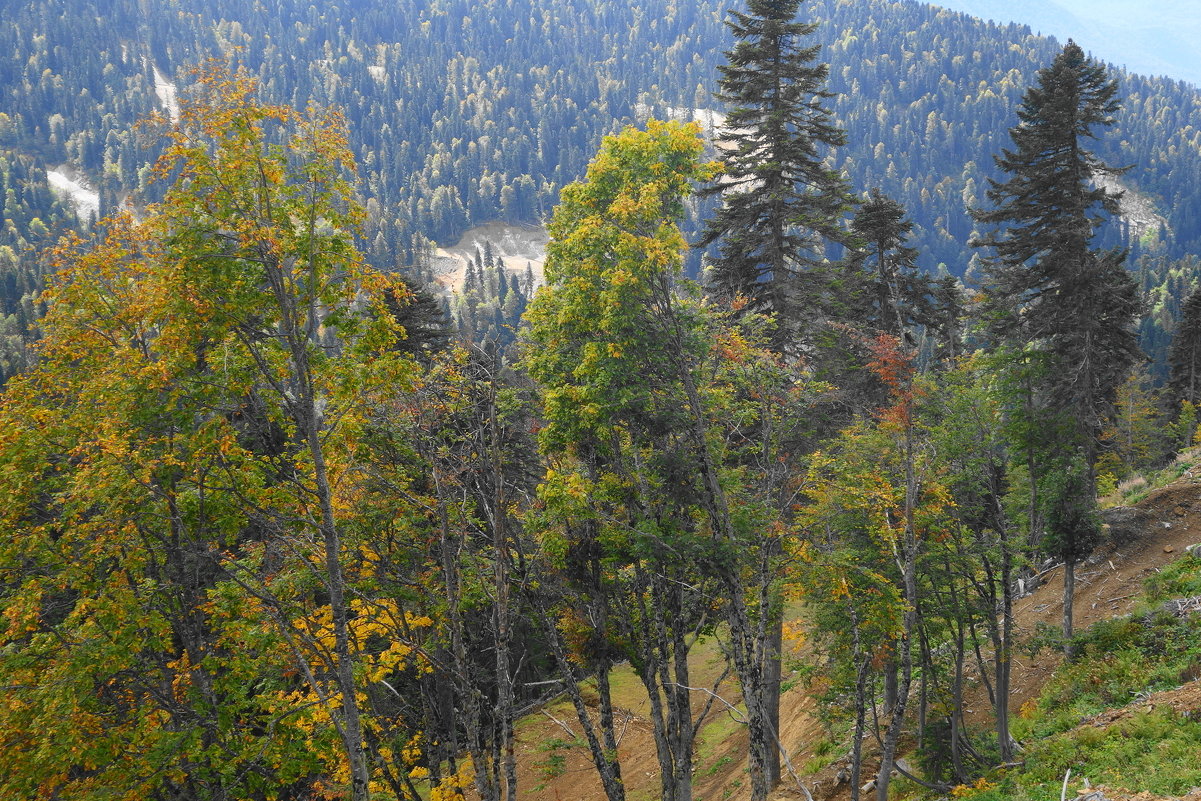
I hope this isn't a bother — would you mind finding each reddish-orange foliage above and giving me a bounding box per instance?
[864,333,922,428]
[865,333,914,391]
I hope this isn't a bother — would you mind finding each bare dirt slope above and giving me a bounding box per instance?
[1003,477,1201,716]
[505,474,1201,801]
[429,221,547,292]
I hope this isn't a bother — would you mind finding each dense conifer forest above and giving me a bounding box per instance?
[3,0,1201,376]
[2,2,1201,801]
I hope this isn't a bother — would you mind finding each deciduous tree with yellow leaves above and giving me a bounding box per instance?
[0,63,440,801]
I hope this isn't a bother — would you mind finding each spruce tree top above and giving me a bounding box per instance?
[973,41,1123,312]
[702,0,853,341]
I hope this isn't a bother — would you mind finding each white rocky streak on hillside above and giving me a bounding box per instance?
[153,65,180,122]
[46,168,100,222]
[1096,174,1169,243]
[430,222,548,292]
[634,104,726,137]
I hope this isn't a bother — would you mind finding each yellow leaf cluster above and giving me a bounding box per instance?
[430,769,468,801]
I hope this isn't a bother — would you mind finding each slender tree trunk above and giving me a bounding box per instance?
[644,569,698,801]
[1021,365,1042,550]
[950,618,967,783]
[634,565,679,801]
[488,378,519,801]
[671,621,695,801]
[875,603,914,801]
[918,668,928,753]
[1063,559,1076,658]
[764,606,783,789]
[849,605,868,801]
[418,667,451,787]
[996,492,1017,761]
[654,274,778,801]
[596,648,621,770]
[308,418,372,801]
[646,648,681,801]
[883,656,898,724]
[877,404,920,801]
[257,232,373,800]
[538,602,626,801]
[437,500,497,801]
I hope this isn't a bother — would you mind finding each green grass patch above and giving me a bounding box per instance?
[962,711,1201,800]
[956,555,1201,800]
[1101,448,1200,509]
[1016,581,1201,740]
[801,736,838,774]
[694,704,745,776]
[1145,553,1201,602]
[1022,710,1201,795]
[532,735,579,791]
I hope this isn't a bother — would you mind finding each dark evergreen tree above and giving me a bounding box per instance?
[820,190,937,415]
[1168,286,1201,406]
[700,3,856,796]
[1042,456,1102,656]
[928,275,966,365]
[847,188,933,339]
[523,261,536,296]
[464,257,480,294]
[384,276,452,363]
[972,41,1140,654]
[701,0,854,351]
[497,264,509,302]
[483,240,495,272]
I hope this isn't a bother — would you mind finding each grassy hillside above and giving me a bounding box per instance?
[510,456,1201,801]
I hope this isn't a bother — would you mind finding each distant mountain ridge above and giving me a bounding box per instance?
[929,0,1201,86]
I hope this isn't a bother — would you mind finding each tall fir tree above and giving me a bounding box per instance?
[701,4,854,793]
[1169,286,1201,407]
[972,41,1140,653]
[701,0,854,352]
[847,189,932,340]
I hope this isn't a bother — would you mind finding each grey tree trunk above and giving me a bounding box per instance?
[546,633,626,801]
[652,271,780,801]
[275,282,371,800]
[488,379,519,801]
[876,405,920,801]
[849,606,869,801]
[997,497,1017,761]
[437,500,498,801]
[307,406,372,801]
[1063,559,1076,658]
[875,582,915,801]
[534,538,625,801]
[764,607,783,789]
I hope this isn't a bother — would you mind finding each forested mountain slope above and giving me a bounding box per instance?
[927,0,1201,88]
[2,0,1201,375]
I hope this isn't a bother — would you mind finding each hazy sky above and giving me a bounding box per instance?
[930,0,1201,86]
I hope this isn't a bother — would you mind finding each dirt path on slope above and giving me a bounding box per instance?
[1001,477,1201,716]
[488,476,1201,801]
